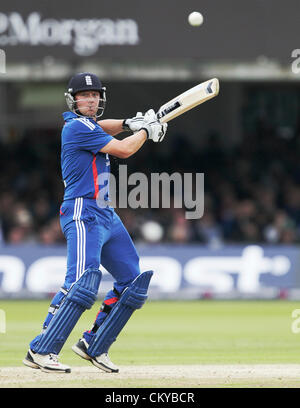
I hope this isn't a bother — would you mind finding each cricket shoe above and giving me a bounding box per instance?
[23,349,71,373]
[72,338,119,373]
[72,338,91,361]
[91,352,119,373]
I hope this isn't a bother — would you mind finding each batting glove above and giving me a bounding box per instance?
[142,109,168,142]
[123,112,145,132]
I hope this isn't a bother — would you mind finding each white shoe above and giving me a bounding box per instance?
[72,338,119,373]
[23,349,71,373]
[91,353,119,373]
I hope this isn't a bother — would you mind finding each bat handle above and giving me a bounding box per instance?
[156,111,166,124]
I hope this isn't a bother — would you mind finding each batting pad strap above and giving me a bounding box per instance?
[87,270,153,357]
[60,286,68,295]
[32,268,102,355]
[48,305,57,314]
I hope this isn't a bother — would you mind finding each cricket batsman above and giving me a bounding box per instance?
[23,72,167,373]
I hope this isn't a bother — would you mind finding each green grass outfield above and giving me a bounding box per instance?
[1,299,300,367]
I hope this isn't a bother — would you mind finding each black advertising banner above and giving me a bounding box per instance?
[0,0,298,64]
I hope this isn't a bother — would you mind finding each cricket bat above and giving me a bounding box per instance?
[156,78,219,123]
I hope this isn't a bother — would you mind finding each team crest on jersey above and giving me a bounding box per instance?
[85,75,92,85]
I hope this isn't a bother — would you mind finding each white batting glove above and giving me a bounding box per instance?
[123,112,145,132]
[141,109,168,142]
[144,108,157,122]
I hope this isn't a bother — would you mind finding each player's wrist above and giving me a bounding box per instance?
[141,126,150,139]
[122,119,130,131]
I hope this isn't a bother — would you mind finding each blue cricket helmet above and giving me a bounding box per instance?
[65,72,106,118]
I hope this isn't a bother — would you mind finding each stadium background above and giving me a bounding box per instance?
[0,1,300,300]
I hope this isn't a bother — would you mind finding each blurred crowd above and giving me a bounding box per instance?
[1,117,300,246]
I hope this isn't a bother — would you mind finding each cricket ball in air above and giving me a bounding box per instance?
[188,11,203,26]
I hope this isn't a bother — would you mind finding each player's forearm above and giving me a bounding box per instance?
[120,130,148,158]
[98,119,124,136]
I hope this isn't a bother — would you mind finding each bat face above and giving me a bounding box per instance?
[156,78,219,123]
